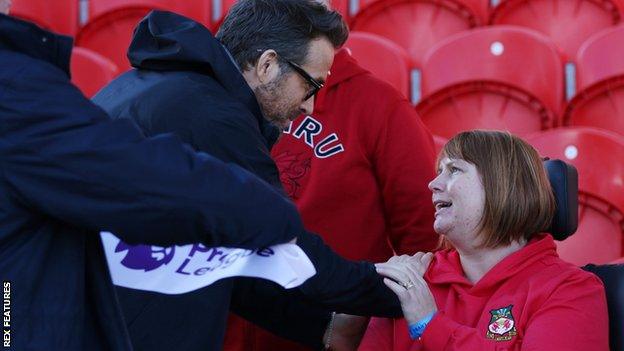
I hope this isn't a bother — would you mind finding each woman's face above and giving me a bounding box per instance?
[428,157,485,243]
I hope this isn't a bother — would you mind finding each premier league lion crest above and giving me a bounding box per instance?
[115,242,175,272]
[486,305,517,341]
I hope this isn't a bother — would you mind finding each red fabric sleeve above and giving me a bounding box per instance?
[373,100,439,255]
[419,275,609,351]
[358,317,394,351]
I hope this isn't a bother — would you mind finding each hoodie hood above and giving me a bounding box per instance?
[128,11,280,146]
[313,48,368,113]
[426,234,559,295]
[0,14,72,76]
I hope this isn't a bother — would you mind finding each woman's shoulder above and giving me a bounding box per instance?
[530,256,605,294]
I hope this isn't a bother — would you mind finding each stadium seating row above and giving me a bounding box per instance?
[347,26,624,141]
[348,0,624,62]
[10,0,623,264]
[10,0,624,63]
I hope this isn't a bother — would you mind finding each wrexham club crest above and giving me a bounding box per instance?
[486,305,517,341]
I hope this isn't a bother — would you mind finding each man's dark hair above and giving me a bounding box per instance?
[216,0,348,70]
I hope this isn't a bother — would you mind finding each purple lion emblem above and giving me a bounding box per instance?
[115,241,176,271]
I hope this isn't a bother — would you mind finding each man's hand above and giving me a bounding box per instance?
[323,313,370,351]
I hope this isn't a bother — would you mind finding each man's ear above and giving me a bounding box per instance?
[255,49,281,84]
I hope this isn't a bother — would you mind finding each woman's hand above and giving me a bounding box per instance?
[375,253,437,325]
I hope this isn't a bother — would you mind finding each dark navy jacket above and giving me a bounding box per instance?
[93,11,401,351]
[0,14,305,351]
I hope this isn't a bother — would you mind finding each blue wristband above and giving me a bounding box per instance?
[408,311,437,340]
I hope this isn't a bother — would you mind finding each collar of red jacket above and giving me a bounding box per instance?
[425,234,559,295]
[313,48,368,113]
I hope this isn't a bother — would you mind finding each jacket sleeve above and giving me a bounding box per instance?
[297,230,403,317]
[230,278,331,349]
[0,58,302,249]
[372,100,439,254]
[138,91,404,318]
[419,274,609,351]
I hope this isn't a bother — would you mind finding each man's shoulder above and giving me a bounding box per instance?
[141,71,259,129]
[0,50,66,85]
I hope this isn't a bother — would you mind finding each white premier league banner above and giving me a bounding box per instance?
[100,232,317,295]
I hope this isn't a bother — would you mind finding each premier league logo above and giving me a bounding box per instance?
[115,242,175,272]
[486,305,517,341]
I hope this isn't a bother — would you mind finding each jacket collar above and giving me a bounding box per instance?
[0,14,73,77]
[426,234,559,295]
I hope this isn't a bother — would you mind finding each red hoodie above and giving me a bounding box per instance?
[273,48,438,263]
[359,235,609,351]
[223,49,439,351]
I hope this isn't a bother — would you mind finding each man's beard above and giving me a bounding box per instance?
[254,77,300,131]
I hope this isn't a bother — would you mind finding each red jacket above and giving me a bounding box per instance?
[359,235,610,351]
[223,49,439,351]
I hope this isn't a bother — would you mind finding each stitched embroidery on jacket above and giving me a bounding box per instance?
[486,305,518,341]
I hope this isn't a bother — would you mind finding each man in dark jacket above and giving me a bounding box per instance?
[0,11,307,351]
[93,2,401,351]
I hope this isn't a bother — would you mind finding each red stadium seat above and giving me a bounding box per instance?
[330,0,350,21]
[564,25,624,137]
[490,0,622,60]
[77,0,211,71]
[613,257,624,264]
[432,135,448,155]
[71,47,120,98]
[350,0,487,66]
[416,26,562,139]
[212,0,351,33]
[344,32,413,98]
[10,0,78,35]
[211,0,237,32]
[354,0,489,22]
[527,127,624,265]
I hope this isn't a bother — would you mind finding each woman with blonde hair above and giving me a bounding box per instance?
[359,130,609,351]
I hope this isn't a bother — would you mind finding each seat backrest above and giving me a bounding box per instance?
[544,159,578,241]
[344,31,412,98]
[87,0,211,26]
[213,0,353,33]
[582,264,624,351]
[575,24,624,92]
[10,0,78,35]
[78,2,211,71]
[421,25,563,115]
[210,0,237,31]
[350,0,482,67]
[563,25,624,137]
[527,127,624,265]
[490,0,621,60]
[432,135,447,156]
[71,47,120,98]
